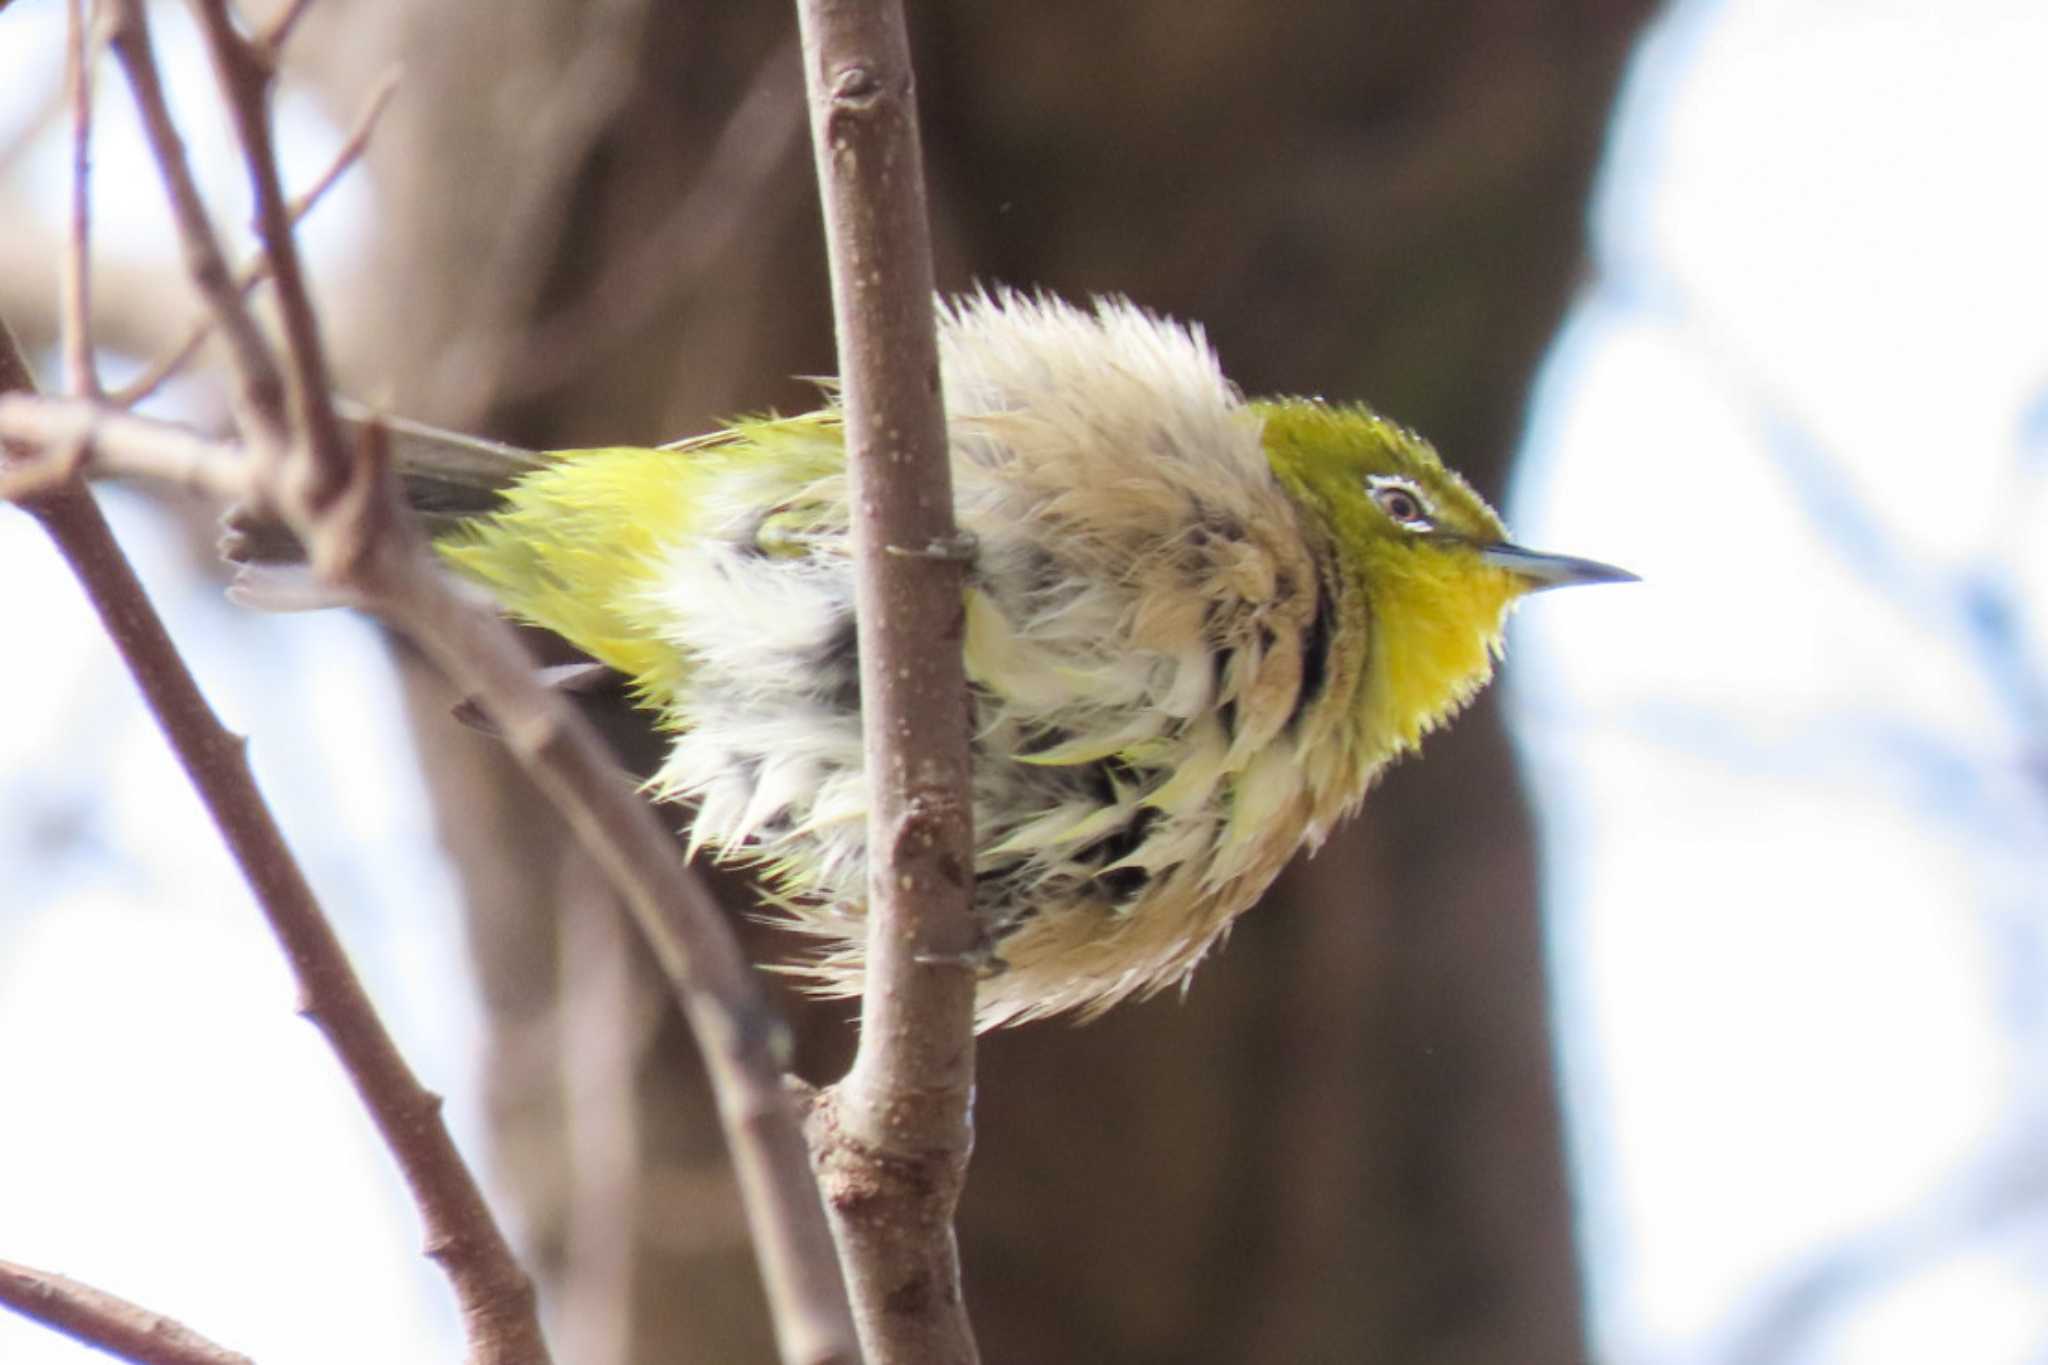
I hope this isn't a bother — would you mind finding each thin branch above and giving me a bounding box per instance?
[185,0,351,517]
[0,396,244,503]
[62,0,102,399]
[794,0,981,1360]
[112,66,399,409]
[0,1258,253,1365]
[104,0,288,453]
[0,309,42,399]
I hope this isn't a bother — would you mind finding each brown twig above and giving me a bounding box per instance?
[62,0,102,399]
[185,0,352,519]
[0,1258,253,1365]
[0,396,243,501]
[104,0,288,453]
[112,66,399,409]
[793,0,981,1360]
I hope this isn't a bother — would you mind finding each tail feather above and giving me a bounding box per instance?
[219,402,550,567]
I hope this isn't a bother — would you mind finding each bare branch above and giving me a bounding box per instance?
[13,19,543,1338]
[185,0,352,515]
[0,1258,253,1365]
[104,0,288,451]
[62,0,102,399]
[112,66,399,409]
[0,396,245,502]
[794,0,980,1359]
[6,109,859,1365]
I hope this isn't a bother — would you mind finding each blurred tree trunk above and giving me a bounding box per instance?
[308,2,1658,1360]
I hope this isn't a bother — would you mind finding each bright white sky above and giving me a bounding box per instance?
[2,1,2046,1362]
[1512,1,2048,1360]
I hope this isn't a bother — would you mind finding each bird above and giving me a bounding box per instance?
[384,289,1635,1028]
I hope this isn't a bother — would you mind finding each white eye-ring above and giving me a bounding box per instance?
[1367,475,1434,531]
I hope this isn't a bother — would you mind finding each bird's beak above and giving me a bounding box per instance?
[1480,543,1640,592]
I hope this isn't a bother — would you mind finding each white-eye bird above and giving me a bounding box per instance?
[406,290,1632,1027]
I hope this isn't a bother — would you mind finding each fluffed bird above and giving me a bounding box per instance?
[322,290,1637,1027]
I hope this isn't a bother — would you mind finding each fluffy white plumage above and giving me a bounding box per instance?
[636,292,1346,1025]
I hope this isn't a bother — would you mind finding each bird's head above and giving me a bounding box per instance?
[1256,398,1634,766]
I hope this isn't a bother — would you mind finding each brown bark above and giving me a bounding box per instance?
[792,0,980,1359]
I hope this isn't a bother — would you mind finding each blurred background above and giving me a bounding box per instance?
[2,0,2044,1361]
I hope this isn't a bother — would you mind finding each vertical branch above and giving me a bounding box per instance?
[103,0,287,451]
[62,0,102,398]
[794,0,980,1360]
[184,0,352,517]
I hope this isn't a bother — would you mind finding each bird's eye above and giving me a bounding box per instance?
[1368,479,1433,530]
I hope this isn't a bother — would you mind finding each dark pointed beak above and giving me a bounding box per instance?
[1480,543,1640,592]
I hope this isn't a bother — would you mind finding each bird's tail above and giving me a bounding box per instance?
[218,401,550,573]
[219,404,664,765]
